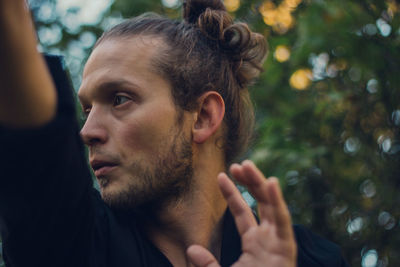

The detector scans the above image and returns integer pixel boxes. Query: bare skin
[79,37,229,266]
[80,36,297,267]
[0,0,56,128]
[187,161,297,267]
[1,2,297,267]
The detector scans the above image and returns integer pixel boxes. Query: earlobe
[193,91,225,144]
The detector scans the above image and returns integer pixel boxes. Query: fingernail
[230,163,240,168]
[242,159,253,166]
[269,177,279,183]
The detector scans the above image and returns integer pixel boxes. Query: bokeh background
[1,0,399,266]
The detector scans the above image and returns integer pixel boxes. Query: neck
[139,159,228,267]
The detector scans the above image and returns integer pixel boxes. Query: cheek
[116,112,176,159]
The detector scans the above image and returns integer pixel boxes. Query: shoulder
[293,225,349,267]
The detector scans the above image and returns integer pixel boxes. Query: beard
[99,130,194,212]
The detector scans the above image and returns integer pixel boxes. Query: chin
[98,179,121,203]
[99,181,144,210]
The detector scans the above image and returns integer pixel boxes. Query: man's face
[78,36,193,210]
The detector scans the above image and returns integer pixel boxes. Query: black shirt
[0,55,348,267]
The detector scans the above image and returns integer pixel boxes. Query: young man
[0,0,348,266]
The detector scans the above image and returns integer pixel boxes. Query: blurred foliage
[1,0,400,266]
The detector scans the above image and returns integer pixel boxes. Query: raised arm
[0,0,56,128]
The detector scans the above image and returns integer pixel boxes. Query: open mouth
[91,160,118,177]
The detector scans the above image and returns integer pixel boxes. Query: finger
[218,173,257,236]
[232,161,293,239]
[266,177,294,239]
[231,161,265,184]
[230,161,274,221]
[187,245,220,267]
[239,160,271,203]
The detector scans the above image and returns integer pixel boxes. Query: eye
[113,94,131,106]
[80,107,90,120]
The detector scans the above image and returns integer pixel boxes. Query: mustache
[89,147,121,163]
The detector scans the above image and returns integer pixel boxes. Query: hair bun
[183,0,226,24]
[183,0,268,88]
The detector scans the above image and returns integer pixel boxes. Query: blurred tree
[1,0,399,266]
[248,1,400,266]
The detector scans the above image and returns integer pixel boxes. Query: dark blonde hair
[96,0,268,164]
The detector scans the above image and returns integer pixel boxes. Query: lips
[90,159,118,177]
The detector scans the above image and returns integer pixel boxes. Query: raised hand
[0,0,56,128]
[187,160,297,267]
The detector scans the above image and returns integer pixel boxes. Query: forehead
[78,36,169,101]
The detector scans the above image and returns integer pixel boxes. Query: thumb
[187,245,221,267]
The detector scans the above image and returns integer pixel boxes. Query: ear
[193,91,225,144]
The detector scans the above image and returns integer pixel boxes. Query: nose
[80,107,108,146]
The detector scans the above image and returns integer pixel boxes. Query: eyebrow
[98,79,141,92]
[79,79,141,104]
